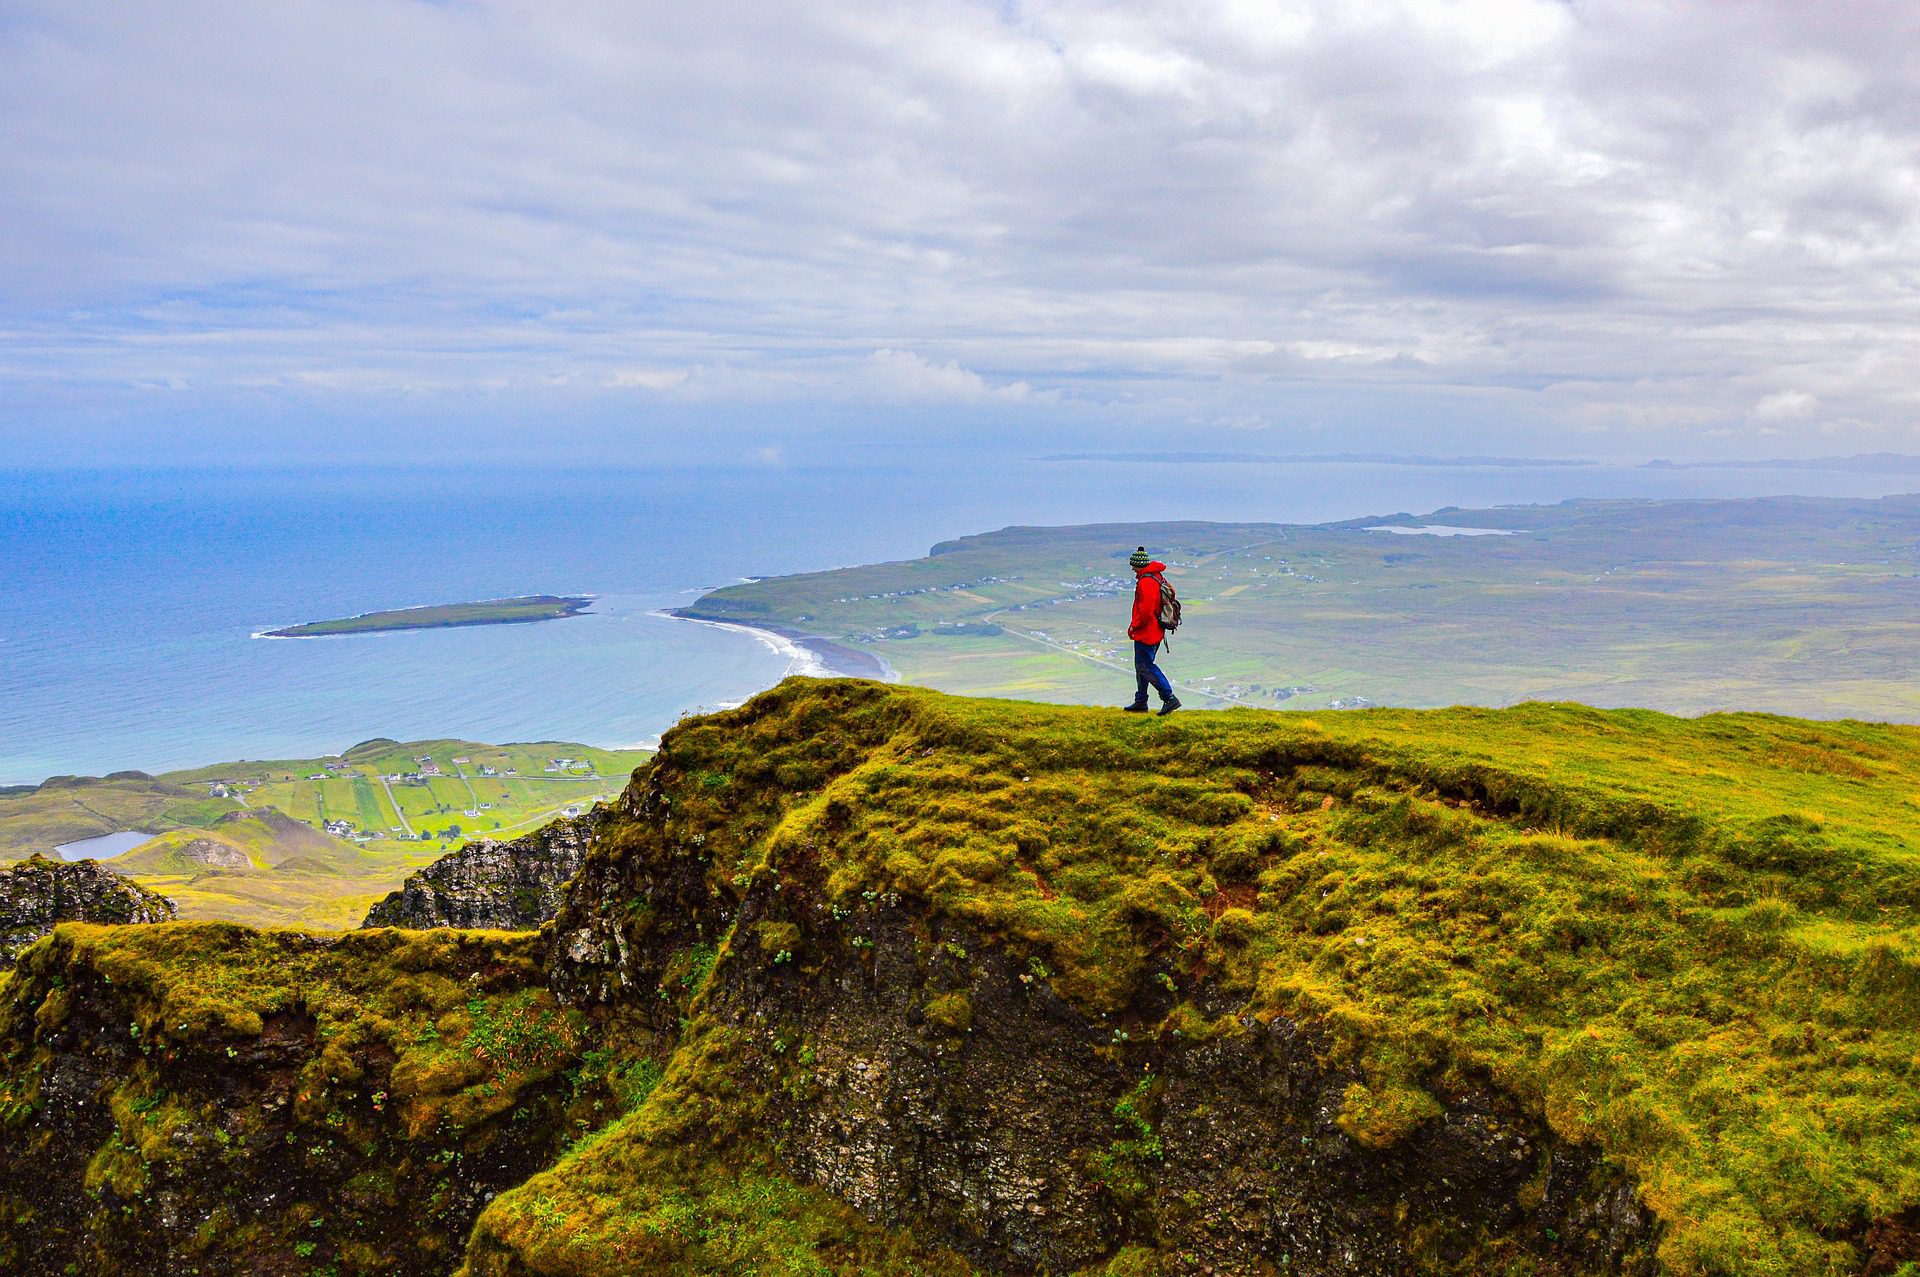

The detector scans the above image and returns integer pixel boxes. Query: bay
[3,457,1915,784]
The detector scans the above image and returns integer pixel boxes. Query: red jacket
[1129,563,1167,644]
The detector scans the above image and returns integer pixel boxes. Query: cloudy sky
[3,0,1917,465]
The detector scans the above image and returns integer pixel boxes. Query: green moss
[1091,1075,1164,1205]
[1081,1246,1166,1276]
[588,677,1920,1276]
[463,1018,973,1276]
[753,920,801,959]
[1337,1079,1444,1149]
[921,991,971,1035]
[0,922,587,1270]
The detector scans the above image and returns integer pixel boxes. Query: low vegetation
[0,737,650,926]
[266,594,593,637]
[6,679,1920,1274]
[485,679,1920,1276]
[682,496,1920,719]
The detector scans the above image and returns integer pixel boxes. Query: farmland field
[0,737,651,925]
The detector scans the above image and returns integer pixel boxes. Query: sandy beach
[662,610,897,682]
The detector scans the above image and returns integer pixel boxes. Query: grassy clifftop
[489,680,1920,1276]
[5,680,1920,1275]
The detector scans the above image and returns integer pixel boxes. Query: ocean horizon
[5,457,1917,785]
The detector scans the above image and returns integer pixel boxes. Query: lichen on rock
[361,809,600,931]
[0,853,174,966]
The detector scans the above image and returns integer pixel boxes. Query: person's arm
[1129,576,1156,637]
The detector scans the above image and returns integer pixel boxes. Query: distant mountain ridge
[108,809,361,875]
[1045,449,1920,472]
[684,493,1920,722]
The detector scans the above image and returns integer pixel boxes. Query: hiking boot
[1157,696,1182,716]
[1122,702,1150,713]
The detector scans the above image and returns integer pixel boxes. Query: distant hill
[109,809,362,875]
[682,493,1920,721]
[0,737,650,926]
[0,774,233,861]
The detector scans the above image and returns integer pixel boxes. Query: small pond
[52,831,156,862]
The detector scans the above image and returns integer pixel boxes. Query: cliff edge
[5,679,1920,1276]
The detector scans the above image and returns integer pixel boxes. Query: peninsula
[678,494,1920,720]
[264,594,592,638]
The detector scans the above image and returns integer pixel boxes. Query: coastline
[662,609,897,682]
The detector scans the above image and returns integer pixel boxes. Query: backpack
[1152,573,1182,635]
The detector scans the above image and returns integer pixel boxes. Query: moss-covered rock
[523,679,1920,1276]
[0,924,592,1274]
[361,810,600,931]
[8,679,1920,1275]
[0,854,174,966]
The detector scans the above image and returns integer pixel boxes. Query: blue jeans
[1133,640,1173,705]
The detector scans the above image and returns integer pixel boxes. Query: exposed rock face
[529,703,1661,1277]
[0,928,581,1276]
[0,854,174,965]
[360,810,600,931]
[710,900,1648,1273]
[19,680,1920,1276]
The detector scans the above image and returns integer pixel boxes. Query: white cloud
[3,0,1920,458]
[1754,390,1818,421]
[606,369,689,391]
[860,349,1036,403]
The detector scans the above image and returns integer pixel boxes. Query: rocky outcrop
[0,927,583,1276]
[360,810,600,931]
[15,681,1920,1276]
[514,682,1661,1276]
[0,854,174,965]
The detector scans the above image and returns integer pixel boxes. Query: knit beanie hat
[1128,546,1152,569]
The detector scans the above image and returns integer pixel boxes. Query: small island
[265,595,593,638]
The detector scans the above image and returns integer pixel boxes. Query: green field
[680,494,1920,721]
[0,738,651,925]
[265,593,592,637]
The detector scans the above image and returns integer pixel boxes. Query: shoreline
[662,610,897,683]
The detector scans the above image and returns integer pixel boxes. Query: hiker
[1124,546,1181,716]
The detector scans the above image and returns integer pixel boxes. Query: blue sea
[4,457,1917,784]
